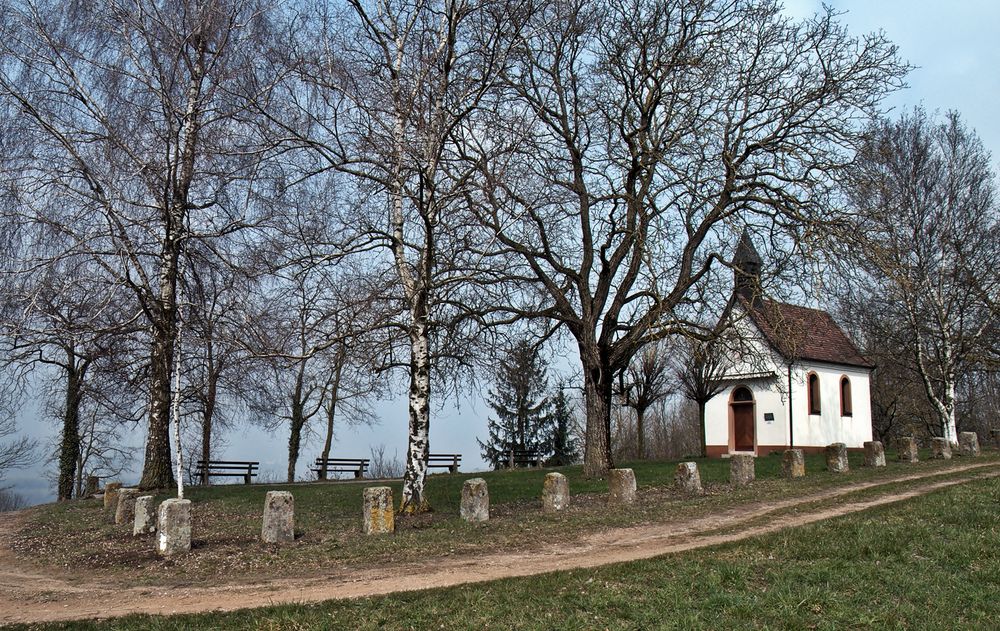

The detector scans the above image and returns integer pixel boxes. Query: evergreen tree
[478,341,552,469]
[548,385,580,466]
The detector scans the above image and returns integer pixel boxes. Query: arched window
[732,386,753,402]
[840,376,853,417]
[808,373,821,415]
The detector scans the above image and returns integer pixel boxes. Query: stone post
[542,472,570,512]
[958,432,981,457]
[674,462,702,494]
[103,482,122,510]
[156,498,192,556]
[363,487,394,535]
[863,441,886,467]
[133,496,156,536]
[825,443,849,473]
[608,468,637,504]
[460,478,489,522]
[115,488,140,525]
[84,475,100,498]
[729,454,755,487]
[930,437,952,460]
[897,437,919,463]
[782,449,806,478]
[262,491,295,543]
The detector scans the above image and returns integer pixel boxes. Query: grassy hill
[10,457,1000,629]
[8,451,936,583]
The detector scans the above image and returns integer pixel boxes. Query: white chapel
[703,233,875,457]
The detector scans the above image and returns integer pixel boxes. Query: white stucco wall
[790,362,872,449]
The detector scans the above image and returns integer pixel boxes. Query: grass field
[5,450,989,588]
[14,460,1000,630]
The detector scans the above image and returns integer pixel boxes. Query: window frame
[840,376,853,417]
[807,372,821,415]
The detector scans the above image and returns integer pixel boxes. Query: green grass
[20,461,1000,630]
[8,451,993,586]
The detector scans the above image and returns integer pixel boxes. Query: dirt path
[1,462,998,625]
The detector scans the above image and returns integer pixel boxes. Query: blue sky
[5,1,1000,505]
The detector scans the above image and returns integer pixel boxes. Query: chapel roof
[740,296,874,369]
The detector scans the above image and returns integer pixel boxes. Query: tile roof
[741,297,874,369]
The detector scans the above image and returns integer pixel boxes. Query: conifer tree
[548,384,580,466]
[478,341,552,469]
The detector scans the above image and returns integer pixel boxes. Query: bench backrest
[196,460,259,469]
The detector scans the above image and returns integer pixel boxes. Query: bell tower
[733,228,762,305]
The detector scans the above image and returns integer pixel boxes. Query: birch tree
[838,108,999,444]
[0,0,283,489]
[264,0,526,511]
[470,0,907,476]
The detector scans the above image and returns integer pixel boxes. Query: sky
[4,1,1000,506]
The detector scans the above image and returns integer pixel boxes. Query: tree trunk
[941,378,958,446]
[318,359,343,481]
[200,370,217,486]
[57,353,84,501]
[400,321,431,514]
[581,347,613,478]
[139,249,180,491]
[287,364,307,483]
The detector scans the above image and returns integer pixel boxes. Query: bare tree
[180,245,261,484]
[837,108,999,444]
[261,0,527,512]
[0,0,284,490]
[617,342,673,460]
[0,244,140,500]
[0,415,34,481]
[671,336,729,458]
[469,0,907,476]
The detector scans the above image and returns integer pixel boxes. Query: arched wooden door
[730,386,755,452]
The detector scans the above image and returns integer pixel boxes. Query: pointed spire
[733,228,762,305]
[734,228,761,269]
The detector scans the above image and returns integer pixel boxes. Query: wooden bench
[508,450,543,468]
[195,460,259,485]
[312,457,369,479]
[426,453,462,473]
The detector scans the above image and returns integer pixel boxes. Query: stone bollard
[363,487,394,535]
[674,462,702,495]
[608,468,637,504]
[958,432,981,457]
[542,472,570,513]
[460,478,489,522]
[115,488,140,526]
[729,454,755,487]
[825,443,849,473]
[863,441,886,467]
[84,475,100,498]
[133,496,156,536]
[262,491,295,543]
[930,437,952,460]
[782,449,806,478]
[156,498,192,556]
[103,482,123,510]
[897,437,919,463]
